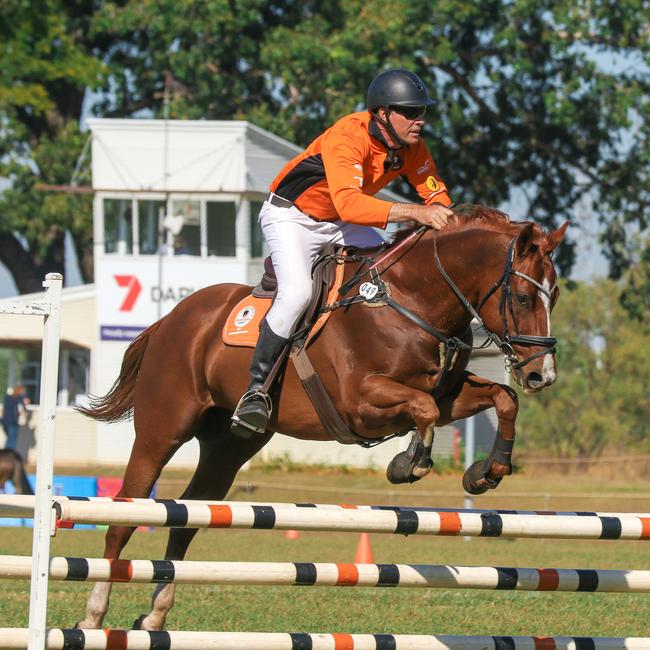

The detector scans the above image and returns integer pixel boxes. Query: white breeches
[259,197,385,338]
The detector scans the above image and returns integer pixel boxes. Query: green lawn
[1,467,649,636]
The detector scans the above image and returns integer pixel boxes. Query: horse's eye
[517,294,529,306]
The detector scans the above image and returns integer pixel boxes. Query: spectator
[2,386,28,450]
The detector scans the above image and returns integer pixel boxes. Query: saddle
[222,248,346,348]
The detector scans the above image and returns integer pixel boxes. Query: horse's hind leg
[77,433,185,629]
[135,411,272,631]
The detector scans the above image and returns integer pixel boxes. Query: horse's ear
[545,220,570,253]
[515,223,538,258]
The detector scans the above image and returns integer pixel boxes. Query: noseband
[434,236,557,371]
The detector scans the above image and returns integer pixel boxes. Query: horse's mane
[450,203,512,228]
[388,203,534,247]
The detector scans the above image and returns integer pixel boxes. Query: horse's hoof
[462,460,503,495]
[386,450,418,483]
[462,472,489,495]
[386,434,428,484]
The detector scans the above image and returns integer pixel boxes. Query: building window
[170,200,201,256]
[250,201,265,258]
[1,347,90,407]
[207,201,236,256]
[19,358,40,406]
[61,349,91,407]
[103,199,132,254]
[138,200,166,255]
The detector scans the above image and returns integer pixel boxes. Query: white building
[0,119,504,470]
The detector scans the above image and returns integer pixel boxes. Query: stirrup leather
[231,389,274,435]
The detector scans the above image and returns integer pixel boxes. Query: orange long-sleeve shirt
[270,111,452,228]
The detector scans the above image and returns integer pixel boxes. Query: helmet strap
[371,109,407,149]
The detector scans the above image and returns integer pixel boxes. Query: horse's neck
[438,226,511,296]
[385,227,509,334]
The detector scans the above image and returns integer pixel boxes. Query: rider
[231,69,455,438]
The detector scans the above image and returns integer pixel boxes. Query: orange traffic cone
[284,529,300,540]
[354,532,374,563]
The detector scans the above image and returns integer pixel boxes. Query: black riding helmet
[367,69,434,111]
[367,69,433,157]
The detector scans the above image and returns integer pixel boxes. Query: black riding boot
[231,320,288,438]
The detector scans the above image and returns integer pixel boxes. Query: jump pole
[0,629,649,650]
[49,500,650,540]
[2,555,650,593]
[3,495,649,519]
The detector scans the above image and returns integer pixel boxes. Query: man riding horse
[75,68,568,631]
[232,69,455,437]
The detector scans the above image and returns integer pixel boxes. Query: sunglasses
[390,105,427,120]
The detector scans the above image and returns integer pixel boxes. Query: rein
[326,227,557,381]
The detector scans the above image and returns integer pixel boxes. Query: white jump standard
[0,274,62,650]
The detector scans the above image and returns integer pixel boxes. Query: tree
[0,0,324,290]
[620,242,650,324]
[517,279,650,457]
[0,1,103,292]
[257,0,649,277]
[1,0,648,291]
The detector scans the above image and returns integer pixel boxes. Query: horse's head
[481,220,569,393]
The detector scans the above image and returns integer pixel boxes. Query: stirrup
[231,390,274,436]
[237,389,273,413]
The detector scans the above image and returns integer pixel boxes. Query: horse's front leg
[438,371,519,494]
[357,375,440,484]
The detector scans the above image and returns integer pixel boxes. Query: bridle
[331,227,558,382]
[312,226,558,449]
[434,236,558,372]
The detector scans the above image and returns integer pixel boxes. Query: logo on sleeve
[425,176,441,192]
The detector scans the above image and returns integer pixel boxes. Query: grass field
[1,466,649,637]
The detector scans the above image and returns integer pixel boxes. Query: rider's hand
[417,204,453,230]
[387,202,454,229]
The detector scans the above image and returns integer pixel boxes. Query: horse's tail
[75,320,164,423]
[9,450,33,495]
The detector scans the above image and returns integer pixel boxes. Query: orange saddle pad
[222,260,346,347]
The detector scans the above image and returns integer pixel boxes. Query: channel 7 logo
[114,275,142,311]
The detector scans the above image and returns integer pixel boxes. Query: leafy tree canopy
[620,240,650,323]
[518,277,650,457]
[1,0,649,291]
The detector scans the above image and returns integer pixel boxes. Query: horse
[0,449,33,495]
[76,204,568,630]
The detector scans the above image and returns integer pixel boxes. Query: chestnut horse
[77,205,567,630]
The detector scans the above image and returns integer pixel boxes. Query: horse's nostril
[526,372,544,387]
